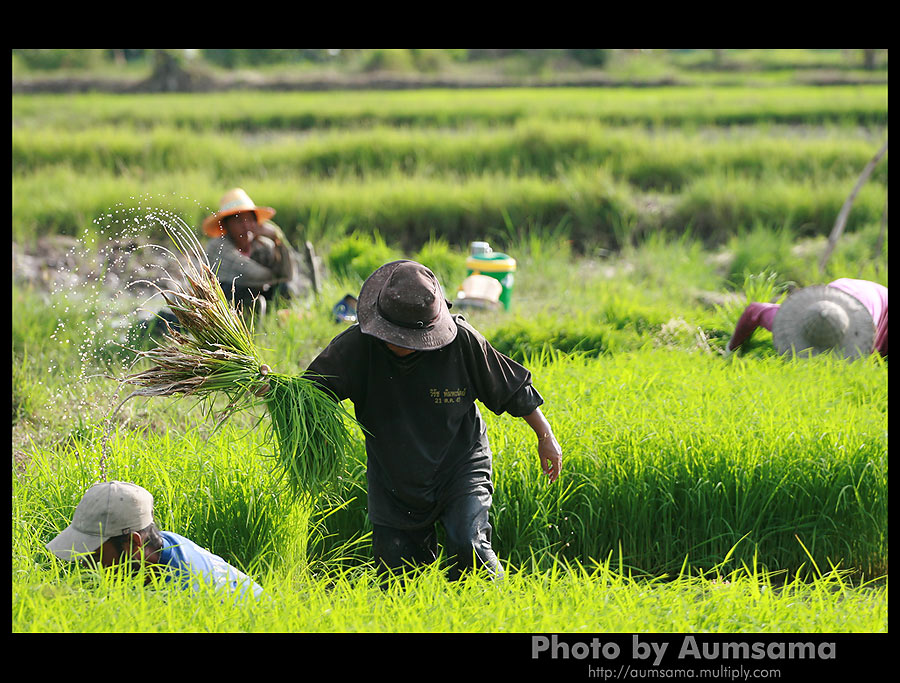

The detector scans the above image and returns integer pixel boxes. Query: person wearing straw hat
[724,278,887,359]
[47,480,263,600]
[202,188,311,312]
[303,260,563,583]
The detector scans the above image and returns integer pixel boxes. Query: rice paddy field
[11,76,888,640]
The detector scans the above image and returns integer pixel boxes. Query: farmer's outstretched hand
[522,407,562,483]
[538,433,562,483]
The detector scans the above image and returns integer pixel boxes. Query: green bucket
[465,252,517,310]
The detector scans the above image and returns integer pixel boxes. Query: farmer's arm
[455,317,562,480]
[522,407,562,483]
[208,236,282,290]
[250,222,295,284]
[726,302,780,354]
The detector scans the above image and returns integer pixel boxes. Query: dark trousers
[372,488,503,583]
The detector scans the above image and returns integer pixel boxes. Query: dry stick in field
[819,139,888,273]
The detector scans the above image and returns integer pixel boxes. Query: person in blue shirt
[46,481,263,600]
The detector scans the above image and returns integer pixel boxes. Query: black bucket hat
[357,260,457,351]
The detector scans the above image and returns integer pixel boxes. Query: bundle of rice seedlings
[115,215,355,496]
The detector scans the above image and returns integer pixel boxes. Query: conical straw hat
[202,188,276,237]
[772,285,874,360]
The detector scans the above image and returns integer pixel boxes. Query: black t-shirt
[304,314,543,529]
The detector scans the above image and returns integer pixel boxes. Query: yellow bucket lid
[466,254,516,273]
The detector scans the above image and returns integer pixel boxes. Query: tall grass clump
[325,231,401,284]
[724,223,807,289]
[411,236,468,293]
[485,350,887,578]
[669,175,887,244]
[12,121,888,189]
[12,546,887,633]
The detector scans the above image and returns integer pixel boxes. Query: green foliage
[568,49,611,66]
[13,49,107,71]
[361,49,417,73]
[721,220,888,293]
[12,86,886,251]
[12,351,41,425]
[12,86,888,131]
[12,165,639,250]
[725,224,807,289]
[485,315,621,361]
[202,49,328,69]
[326,232,401,284]
[410,237,468,291]
[670,175,887,244]
[11,551,887,633]
[488,350,887,576]
[12,120,888,189]
[408,49,454,73]
[10,80,889,633]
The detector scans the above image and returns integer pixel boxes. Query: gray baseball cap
[46,481,155,561]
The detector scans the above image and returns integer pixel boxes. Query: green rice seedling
[724,223,806,289]
[669,174,887,243]
[325,230,400,283]
[114,215,356,496]
[411,236,468,293]
[485,314,622,361]
[486,350,887,577]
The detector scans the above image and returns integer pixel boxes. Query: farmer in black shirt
[305,260,562,582]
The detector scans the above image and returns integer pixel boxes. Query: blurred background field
[11,49,888,632]
[11,48,889,87]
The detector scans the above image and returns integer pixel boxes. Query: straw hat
[357,260,457,351]
[772,285,875,360]
[202,188,276,238]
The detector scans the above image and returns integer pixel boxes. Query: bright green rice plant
[724,223,806,289]
[325,231,401,283]
[411,236,467,292]
[113,215,356,496]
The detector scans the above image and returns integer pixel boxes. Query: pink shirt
[728,279,888,357]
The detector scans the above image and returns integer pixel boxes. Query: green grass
[12,557,886,633]
[12,387,888,633]
[11,83,888,633]
[13,87,887,251]
[11,121,888,189]
[13,241,887,572]
[12,165,889,251]
[11,86,889,130]
[11,166,637,249]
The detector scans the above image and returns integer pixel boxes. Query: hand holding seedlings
[253,364,271,396]
[118,216,355,495]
